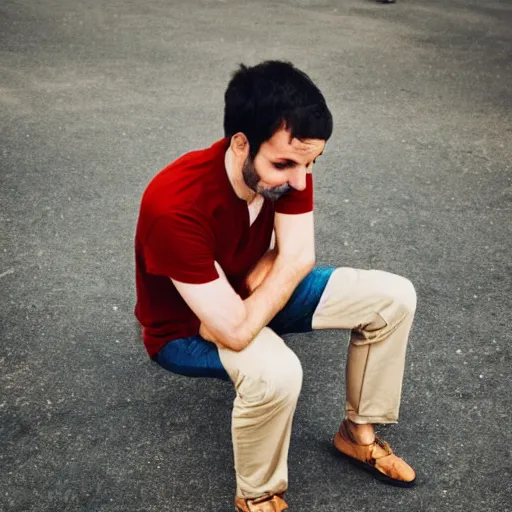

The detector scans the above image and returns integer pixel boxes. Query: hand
[245,249,278,294]
[199,323,223,348]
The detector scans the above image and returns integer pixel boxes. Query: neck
[225,148,257,203]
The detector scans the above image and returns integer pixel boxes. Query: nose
[289,168,307,191]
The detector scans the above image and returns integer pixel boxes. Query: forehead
[261,129,325,160]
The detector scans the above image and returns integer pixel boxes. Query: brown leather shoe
[333,420,416,487]
[235,494,288,511]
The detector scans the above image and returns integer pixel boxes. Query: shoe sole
[235,505,288,511]
[333,433,416,488]
[235,501,289,511]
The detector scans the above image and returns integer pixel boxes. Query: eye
[273,162,288,170]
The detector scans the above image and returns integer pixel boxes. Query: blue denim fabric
[154,335,231,380]
[154,266,336,381]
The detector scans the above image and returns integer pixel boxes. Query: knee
[393,275,417,316]
[235,349,303,407]
[357,274,416,342]
[377,273,416,323]
[266,350,303,404]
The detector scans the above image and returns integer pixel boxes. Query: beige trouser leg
[216,268,416,498]
[312,267,417,424]
[218,327,302,499]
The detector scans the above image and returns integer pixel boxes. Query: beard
[242,157,292,202]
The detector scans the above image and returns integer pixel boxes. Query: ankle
[345,420,375,445]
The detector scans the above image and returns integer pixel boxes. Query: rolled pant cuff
[236,487,288,501]
[345,412,398,425]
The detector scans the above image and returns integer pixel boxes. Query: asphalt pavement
[1,0,511,511]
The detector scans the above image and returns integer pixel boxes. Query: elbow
[228,316,254,352]
[228,338,250,352]
[293,244,316,270]
[293,253,316,277]
[217,327,251,352]
[302,255,316,272]
[279,249,315,273]
[217,304,252,352]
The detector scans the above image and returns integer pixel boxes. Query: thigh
[154,266,336,380]
[154,335,230,381]
[311,267,414,332]
[268,265,336,335]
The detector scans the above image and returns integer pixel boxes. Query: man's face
[242,128,326,201]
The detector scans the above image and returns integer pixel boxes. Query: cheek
[255,162,288,186]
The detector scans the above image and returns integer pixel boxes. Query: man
[135,60,416,512]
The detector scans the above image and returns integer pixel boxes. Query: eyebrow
[275,151,323,167]
[275,159,299,167]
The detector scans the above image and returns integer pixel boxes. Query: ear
[230,132,250,160]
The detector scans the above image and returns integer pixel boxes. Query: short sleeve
[274,173,314,214]
[144,210,219,284]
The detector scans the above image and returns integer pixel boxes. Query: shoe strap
[369,436,393,464]
[341,420,394,463]
[246,494,287,511]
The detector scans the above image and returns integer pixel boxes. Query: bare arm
[237,251,314,340]
[237,211,315,338]
[244,247,278,294]
[197,211,315,349]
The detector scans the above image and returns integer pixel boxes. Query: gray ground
[1,0,511,511]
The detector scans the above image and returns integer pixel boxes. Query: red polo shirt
[134,138,314,358]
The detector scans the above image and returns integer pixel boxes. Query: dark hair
[224,60,333,157]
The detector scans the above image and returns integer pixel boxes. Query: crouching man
[134,60,417,511]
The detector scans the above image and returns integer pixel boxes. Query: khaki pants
[218,267,417,499]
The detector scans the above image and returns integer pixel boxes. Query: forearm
[199,250,314,351]
[234,254,315,345]
[244,248,278,294]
